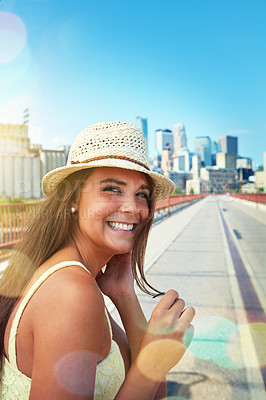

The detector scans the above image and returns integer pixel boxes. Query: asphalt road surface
[111,195,266,400]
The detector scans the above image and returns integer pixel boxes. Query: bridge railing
[154,193,206,222]
[230,193,266,204]
[0,194,206,250]
[0,203,39,250]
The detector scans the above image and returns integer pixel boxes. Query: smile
[107,222,135,231]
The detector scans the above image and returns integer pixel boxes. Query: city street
[110,196,266,400]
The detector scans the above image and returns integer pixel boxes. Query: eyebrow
[100,179,150,191]
[139,184,151,191]
[100,178,126,185]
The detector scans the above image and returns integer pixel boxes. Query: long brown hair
[0,168,160,375]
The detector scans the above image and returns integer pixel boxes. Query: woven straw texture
[42,121,175,200]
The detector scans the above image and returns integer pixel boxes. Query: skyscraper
[136,117,148,153]
[194,136,212,166]
[216,153,237,169]
[219,136,238,155]
[211,140,218,165]
[173,123,187,153]
[155,129,173,156]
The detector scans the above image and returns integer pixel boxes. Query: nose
[120,195,138,215]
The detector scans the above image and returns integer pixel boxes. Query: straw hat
[42,121,175,201]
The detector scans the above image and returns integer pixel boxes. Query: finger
[155,290,179,310]
[177,307,195,332]
[168,297,186,317]
[183,324,194,349]
[179,306,195,322]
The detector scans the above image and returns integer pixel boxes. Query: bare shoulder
[30,265,105,331]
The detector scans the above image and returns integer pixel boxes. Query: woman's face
[76,167,151,257]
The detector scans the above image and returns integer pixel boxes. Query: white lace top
[0,261,125,399]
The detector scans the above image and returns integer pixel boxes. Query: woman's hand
[135,290,195,381]
[96,253,135,301]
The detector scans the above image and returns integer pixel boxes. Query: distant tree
[256,165,264,171]
[257,187,264,193]
[8,197,23,203]
[173,186,182,194]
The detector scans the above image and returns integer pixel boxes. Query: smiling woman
[0,121,195,400]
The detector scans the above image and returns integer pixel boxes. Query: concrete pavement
[110,195,266,400]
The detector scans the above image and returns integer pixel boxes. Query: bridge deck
[111,195,266,399]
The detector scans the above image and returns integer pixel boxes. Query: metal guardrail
[0,203,39,250]
[230,193,266,204]
[0,194,206,250]
[154,194,206,222]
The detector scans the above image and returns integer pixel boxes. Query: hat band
[70,155,150,171]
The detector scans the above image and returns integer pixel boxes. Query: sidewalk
[224,195,266,225]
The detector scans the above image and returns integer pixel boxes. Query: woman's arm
[111,291,147,362]
[96,254,147,362]
[110,292,167,399]
[97,254,194,399]
[113,290,195,400]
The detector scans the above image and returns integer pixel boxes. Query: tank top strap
[8,261,91,369]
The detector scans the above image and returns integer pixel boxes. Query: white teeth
[108,222,134,231]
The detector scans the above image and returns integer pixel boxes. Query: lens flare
[0,12,27,64]
[59,16,85,58]
[54,350,98,395]
[0,252,35,297]
[189,316,240,369]
[189,316,266,370]
[0,44,30,85]
[236,323,266,368]
[136,339,186,381]
[0,95,44,124]
[248,323,266,367]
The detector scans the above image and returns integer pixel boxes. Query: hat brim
[42,158,175,201]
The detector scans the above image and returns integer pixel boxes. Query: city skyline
[0,0,265,166]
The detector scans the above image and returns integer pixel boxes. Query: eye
[102,185,121,194]
[136,191,150,201]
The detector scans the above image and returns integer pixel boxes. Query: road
[110,195,266,400]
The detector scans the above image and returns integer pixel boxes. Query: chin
[110,243,133,255]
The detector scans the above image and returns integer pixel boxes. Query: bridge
[1,194,265,399]
[111,194,266,399]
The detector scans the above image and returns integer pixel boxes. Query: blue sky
[0,0,266,166]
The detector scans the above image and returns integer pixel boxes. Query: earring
[71,206,76,213]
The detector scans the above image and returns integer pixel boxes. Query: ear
[71,202,78,213]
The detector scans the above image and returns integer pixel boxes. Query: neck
[63,234,112,278]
